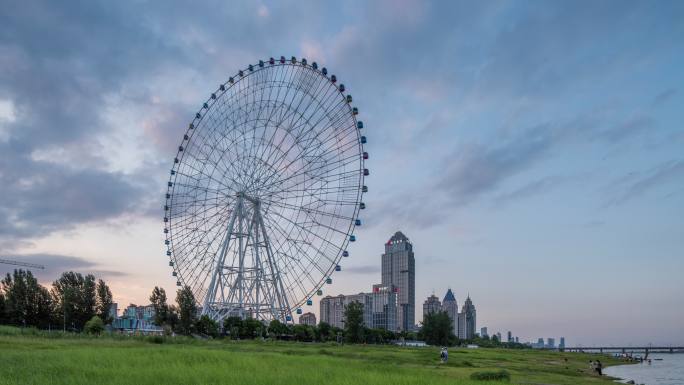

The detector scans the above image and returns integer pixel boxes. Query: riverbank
[0,327,626,385]
[605,353,684,385]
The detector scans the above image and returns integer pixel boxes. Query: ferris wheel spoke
[255,107,357,190]
[261,213,331,293]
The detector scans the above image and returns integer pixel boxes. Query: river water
[604,354,684,385]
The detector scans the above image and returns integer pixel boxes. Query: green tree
[343,301,365,343]
[51,272,97,331]
[0,291,6,324]
[149,286,169,327]
[175,285,197,335]
[241,318,265,339]
[223,316,243,339]
[316,321,332,341]
[195,315,219,338]
[420,310,454,346]
[268,319,289,337]
[96,279,113,324]
[1,270,52,328]
[84,315,104,335]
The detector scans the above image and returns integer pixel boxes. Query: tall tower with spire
[458,295,476,340]
[381,231,415,331]
[442,288,458,336]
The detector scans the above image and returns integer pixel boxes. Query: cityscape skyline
[1,1,682,346]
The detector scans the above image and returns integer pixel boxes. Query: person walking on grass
[440,347,448,363]
[596,360,603,375]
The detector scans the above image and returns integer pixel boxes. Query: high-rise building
[299,312,316,326]
[381,231,415,331]
[537,338,545,348]
[442,289,458,336]
[515,336,519,343]
[371,284,398,331]
[457,296,476,339]
[496,332,502,341]
[507,331,512,342]
[319,288,397,331]
[547,338,555,349]
[480,327,488,338]
[559,337,565,349]
[319,295,346,328]
[422,294,442,322]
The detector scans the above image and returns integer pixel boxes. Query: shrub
[470,370,510,381]
[84,316,104,335]
[147,335,165,344]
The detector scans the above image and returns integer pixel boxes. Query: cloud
[0,253,126,284]
[605,160,684,206]
[438,123,555,205]
[494,176,565,205]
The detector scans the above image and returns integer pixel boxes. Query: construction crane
[0,258,45,270]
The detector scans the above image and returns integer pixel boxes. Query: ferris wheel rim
[162,56,367,315]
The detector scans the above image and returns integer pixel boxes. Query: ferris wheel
[163,56,368,323]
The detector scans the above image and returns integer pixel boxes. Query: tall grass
[0,326,622,385]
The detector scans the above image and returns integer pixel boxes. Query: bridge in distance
[562,346,684,354]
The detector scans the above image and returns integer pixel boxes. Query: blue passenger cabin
[286,315,292,321]
[296,308,302,314]
[357,121,364,129]
[339,84,345,92]
[317,289,323,296]
[349,235,356,242]
[166,251,171,256]
[335,265,342,272]
[360,136,367,144]
[363,169,369,176]
[355,219,361,226]
[322,68,328,75]
[259,60,264,67]
[360,202,366,209]
[363,151,368,159]
[168,261,173,266]
[362,186,368,193]
[326,278,332,284]
[347,95,353,103]
[269,57,275,65]
[172,271,177,277]
[342,250,349,257]
[330,75,337,83]
[306,299,313,306]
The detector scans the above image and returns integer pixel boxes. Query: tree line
[1,269,528,347]
[419,310,529,348]
[0,269,112,332]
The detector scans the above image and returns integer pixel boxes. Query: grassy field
[0,327,626,385]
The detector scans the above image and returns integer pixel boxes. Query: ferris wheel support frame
[202,192,292,324]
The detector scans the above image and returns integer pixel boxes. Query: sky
[1,0,683,346]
